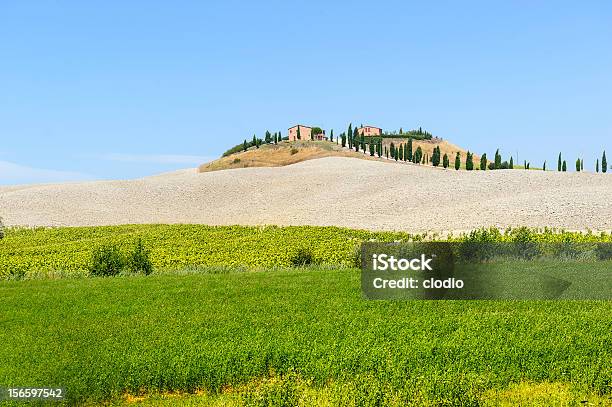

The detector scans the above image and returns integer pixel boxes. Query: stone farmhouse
[288,125,327,141]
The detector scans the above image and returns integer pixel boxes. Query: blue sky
[1,1,611,184]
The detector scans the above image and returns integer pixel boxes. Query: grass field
[1,267,610,406]
[2,225,611,279]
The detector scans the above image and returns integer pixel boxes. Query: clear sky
[1,1,611,184]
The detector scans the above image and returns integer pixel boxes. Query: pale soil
[1,157,611,233]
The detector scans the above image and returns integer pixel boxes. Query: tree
[562,160,567,172]
[558,152,562,171]
[432,146,441,167]
[466,151,474,170]
[602,151,607,173]
[265,130,271,143]
[274,132,278,144]
[524,160,527,170]
[390,142,395,160]
[494,149,501,170]
[509,156,514,169]
[543,161,546,171]
[341,132,347,147]
[407,138,413,162]
[330,129,334,142]
[296,127,301,140]
[253,134,258,148]
[443,153,449,169]
[414,147,423,165]
[399,144,404,161]
[576,158,581,172]
[596,158,600,173]
[353,127,359,152]
[526,162,530,170]
[243,139,248,152]
[580,159,584,171]
[455,152,461,170]
[347,124,352,148]
[369,141,375,156]
[480,153,487,170]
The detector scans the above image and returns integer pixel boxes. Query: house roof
[288,124,313,130]
[358,125,382,130]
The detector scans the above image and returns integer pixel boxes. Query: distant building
[357,125,382,137]
[288,125,327,141]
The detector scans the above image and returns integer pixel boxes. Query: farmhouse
[288,125,327,141]
[358,125,382,137]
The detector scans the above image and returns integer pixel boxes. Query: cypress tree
[543,161,546,171]
[354,127,359,152]
[243,139,248,152]
[369,141,375,156]
[466,151,474,170]
[390,143,395,160]
[407,138,413,162]
[602,151,607,173]
[399,144,404,161]
[414,147,423,165]
[524,160,527,169]
[341,133,346,147]
[558,153,562,171]
[455,152,461,170]
[443,153,449,169]
[265,130,271,143]
[596,159,600,173]
[575,158,581,172]
[509,156,514,169]
[347,124,352,147]
[527,162,530,170]
[432,146,440,167]
[253,134,258,148]
[480,153,487,170]
[330,129,334,142]
[494,149,501,170]
[296,127,301,140]
[562,160,567,172]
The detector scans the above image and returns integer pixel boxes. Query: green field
[0,267,610,406]
[2,225,611,279]
[1,225,611,405]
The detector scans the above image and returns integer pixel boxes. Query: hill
[199,139,482,172]
[2,157,610,232]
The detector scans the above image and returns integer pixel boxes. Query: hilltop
[199,138,481,172]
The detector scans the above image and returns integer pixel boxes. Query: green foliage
[431,146,441,167]
[558,152,562,171]
[1,264,610,405]
[290,248,315,266]
[89,245,125,277]
[576,158,581,172]
[369,141,375,156]
[296,127,301,140]
[0,216,4,240]
[126,239,153,275]
[562,160,567,172]
[509,156,514,169]
[407,138,413,162]
[480,153,487,170]
[454,152,461,170]
[341,132,346,147]
[494,149,501,170]
[442,153,449,168]
[543,160,547,171]
[465,151,474,171]
[596,158,599,173]
[222,137,263,157]
[311,127,323,135]
[2,225,611,279]
[603,151,607,173]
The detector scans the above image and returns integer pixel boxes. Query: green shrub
[291,248,314,266]
[290,148,299,155]
[126,239,153,275]
[89,245,125,277]
[0,216,4,240]
[595,243,612,260]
